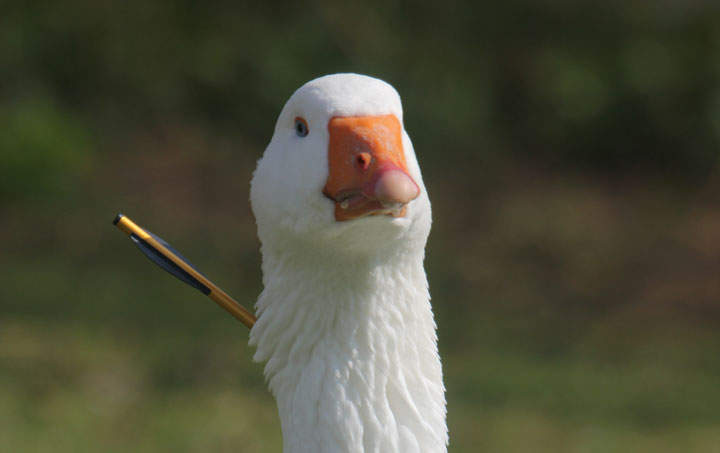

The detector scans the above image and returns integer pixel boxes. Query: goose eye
[294,117,309,137]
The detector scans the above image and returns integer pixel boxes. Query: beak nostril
[355,152,372,171]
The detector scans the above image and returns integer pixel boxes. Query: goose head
[250,73,431,257]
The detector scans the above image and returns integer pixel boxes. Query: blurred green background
[1,1,719,451]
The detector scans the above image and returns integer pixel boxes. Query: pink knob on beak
[374,168,420,204]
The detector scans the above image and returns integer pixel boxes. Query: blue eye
[295,117,309,137]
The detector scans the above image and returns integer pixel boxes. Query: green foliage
[1,1,719,451]
[0,98,93,202]
[1,0,718,179]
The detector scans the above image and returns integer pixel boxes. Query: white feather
[250,73,447,453]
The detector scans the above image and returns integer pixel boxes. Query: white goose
[249,73,447,453]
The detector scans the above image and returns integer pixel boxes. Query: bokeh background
[2,1,719,451]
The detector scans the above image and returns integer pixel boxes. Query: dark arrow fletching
[130,232,210,295]
[144,230,208,278]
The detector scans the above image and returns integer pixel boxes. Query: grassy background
[1,1,720,451]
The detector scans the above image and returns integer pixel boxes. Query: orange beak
[323,114,420,222]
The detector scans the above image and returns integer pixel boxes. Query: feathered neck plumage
[250,241,447,453]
